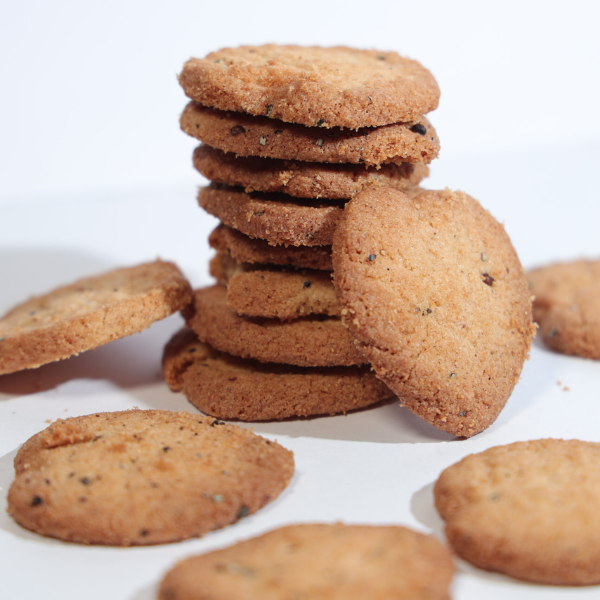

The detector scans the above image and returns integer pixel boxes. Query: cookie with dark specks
[184,285,365,367]
[332,188,535,437]
[7,409,294,546]
[435,439,600,585]
[179,44,440,128]
[163,329,392,420]
[527,259,600,359]
[159,523,454,600]
[181,103,439,166]
[0,261,192,375]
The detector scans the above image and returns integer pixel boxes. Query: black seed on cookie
[482,273,495,286]
[303,281,312,288]
[458,410,467,416]
[189,347,196,353]
[274,130,283,134]
[236,505,250,519]
[317,119,326,127]
[31,495,44,507]
[410,123,427,135]
[265,104,273,117]
[548,327,559,338]
[230,125,245,136]
[80,477,91,485]
[368,254,377,261]
[140,529,149,536]
[162,446,171,452]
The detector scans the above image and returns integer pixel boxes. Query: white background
[1,1,600,598]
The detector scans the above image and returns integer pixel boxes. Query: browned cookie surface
[8,409,294,546]
[333,188,535,437]
[179,44,440,128]
[527,259,600,359]
[184,285,365,367]
[0,261,192,375]
[163,329,392,420]
[435,439,600,585]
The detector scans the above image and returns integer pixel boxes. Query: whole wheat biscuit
[184,285,365,367]
[159,522,454,600]
[210,253,338,320]
[0,261,192,375]
[527,259,600,359]
[209,224,333,270]
[7,409,294,546]
[163,329,392,420]
[435,439,600,585]
[332,188,535,437]
[181,103,439,166]
[179,45,440,129]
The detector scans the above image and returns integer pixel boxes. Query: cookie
[184,285,365,367]
[163,329,392,420]
[181,103,439,166]
[332,188,535,437]
[435,439,600,585]
[210,253,338,320]
[0,261,192,375]
[159,522,454,600]
[209,224,333,270]
[527,259,600,359]
[7,409,294,546]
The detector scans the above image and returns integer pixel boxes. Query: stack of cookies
[166,45,441,421]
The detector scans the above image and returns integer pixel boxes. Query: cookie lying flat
[527,259,600,359]
[181,103,439,166]
[8,409,294,546]
[179,44,440,128]
[184,285,365,367]
[163,329,392,420]
[209,224,333,270]
[435,439,600,585]
[0,261,192,375]
[194,145,428,199]
[333,188,535,437]
[210,253,338,320]
[159,522,454,600]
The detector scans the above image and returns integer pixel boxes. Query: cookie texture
[7,409,294,546]
[527,259,600,359]
[159,522,454,600]
[184,285,365,367]
[0,261,192,375]
[179,45,440,128]
[181,103,439,166]
[435,439,600,585]
[163,329,392,420]
[194,145,428,199]
[332,188,535,437]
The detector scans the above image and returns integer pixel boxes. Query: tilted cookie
[435,439,600,585]
[333,188,535,437]
[179,44,440,128]
[181,103,439,166]
[8,409,294,546]
[0,261,192,375]
[184,285,365,367]
[163,329,392,420]
[159,523,454,600]
[527,259,600,359]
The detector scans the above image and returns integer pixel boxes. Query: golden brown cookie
[181,103,439,166]
[179,44,440,128]
[0,261,192,375]
[163,329,392,420]
[184,285,365,367]
[194,145,429,199]
[159,522,454,600]
[7,409,294,546]
[527,259,600,359]
[435,439,600,585]
[332,188,535,437]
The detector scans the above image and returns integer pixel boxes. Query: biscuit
[184,285,365,367]
[332,188,535,437]
[163,329,392,420]
[181,103,439,166]
[527,259,600,359]
[179,45,440,129]
[434,439,600,585]
[159,522,454,600]
[0,261,192,375]
[210,253,338,320]
[209,224,333,270]
[7,409,294,546]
